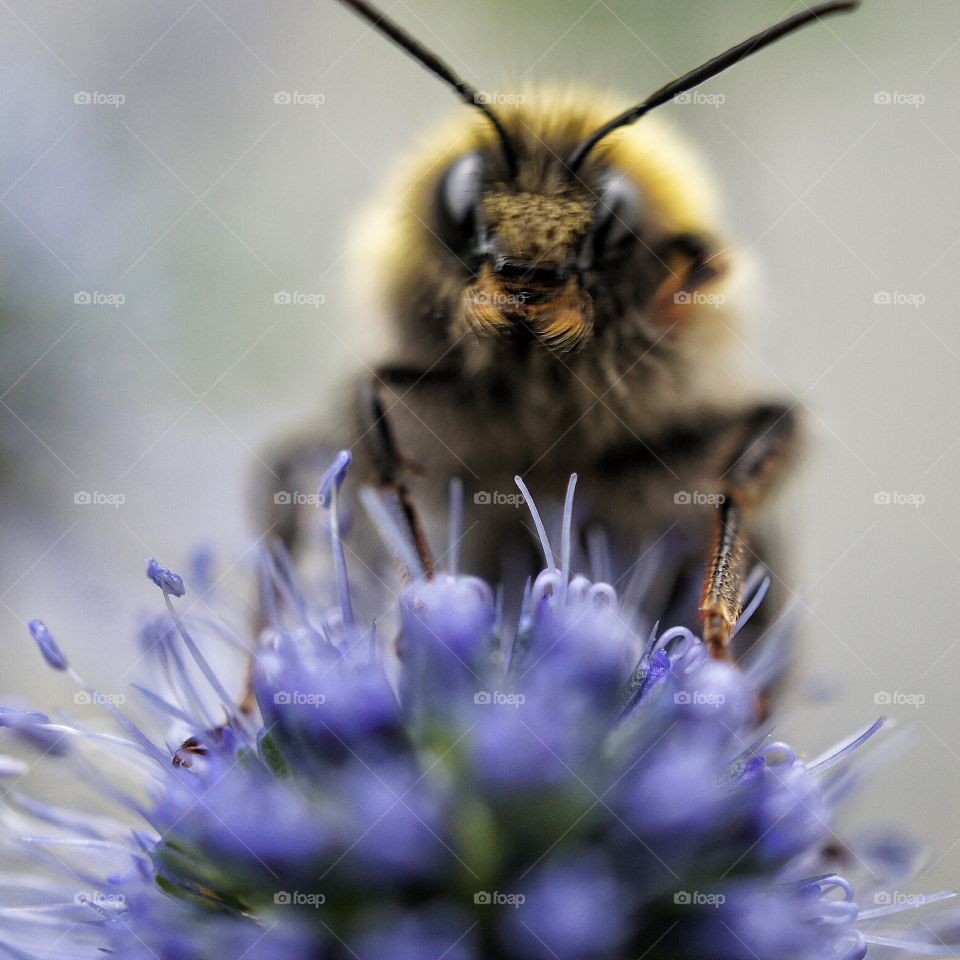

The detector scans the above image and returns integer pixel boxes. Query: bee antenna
[335,0,519,178]
[567,0,860,175]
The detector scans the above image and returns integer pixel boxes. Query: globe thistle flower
[1,455,957,960]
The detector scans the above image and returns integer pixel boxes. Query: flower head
[1,457,956,960]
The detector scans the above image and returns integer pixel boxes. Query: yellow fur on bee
[348,85,725,340]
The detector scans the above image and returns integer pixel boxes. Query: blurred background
[2,0,959,891]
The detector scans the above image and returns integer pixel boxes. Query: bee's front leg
[700,404,797,659]
[357,365,458,579]
[241,364,452,712]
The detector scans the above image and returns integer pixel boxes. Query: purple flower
[1,458,956,960]
[146,557,186,597]
[255,639,403,764]
[500,853,630,960]
[353,905,478,960]
[399,573,496,722]
[27,619,68,671]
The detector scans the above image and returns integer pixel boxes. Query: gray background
[2,0,959,897]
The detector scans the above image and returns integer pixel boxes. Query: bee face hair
[358,91,723,359]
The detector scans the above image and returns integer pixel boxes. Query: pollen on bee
[172,735,210,769]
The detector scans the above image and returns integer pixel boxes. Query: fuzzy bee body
[267,1,856,654]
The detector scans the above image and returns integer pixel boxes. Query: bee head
[390,98,727,355]
[435,132,716,352]
[437,149,596,351]
[337,0,858,355]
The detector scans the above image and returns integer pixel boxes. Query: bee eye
[436,152,484,253]
[590,173,645,261]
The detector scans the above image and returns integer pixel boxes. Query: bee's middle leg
[700,404,797,659]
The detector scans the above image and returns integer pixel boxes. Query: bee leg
[242,366,450,713]
[360,366,457,579]
[700,404,797,659]
[241,448,314,716]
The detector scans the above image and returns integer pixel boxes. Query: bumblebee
[268,0,859,657]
